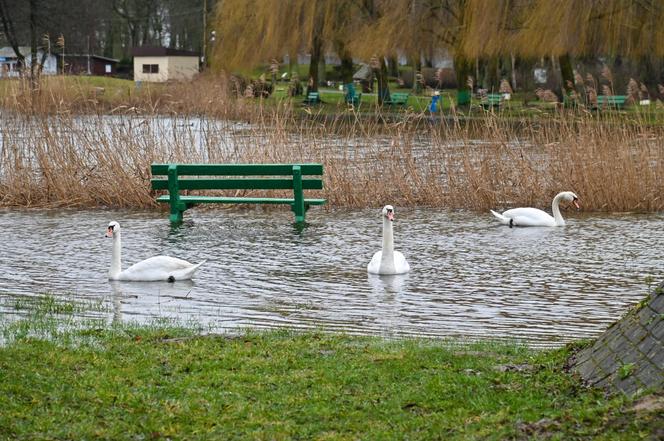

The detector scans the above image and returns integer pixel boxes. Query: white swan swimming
[490,191,580,227]
[105,221,205,281]
[367,205,410,275]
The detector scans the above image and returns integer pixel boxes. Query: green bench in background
[304,92,321,105]
[344,83,362,106]
[151,163,326,224]
[386,92,409,106]
[481,93,503,109]
[594,95,627,110]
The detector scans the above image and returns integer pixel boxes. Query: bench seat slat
[151,178,323,191]
[387,92,409,105]
[156,195,327,205]
[151,163,324,176]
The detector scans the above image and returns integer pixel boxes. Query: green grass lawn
[0,295,661,440]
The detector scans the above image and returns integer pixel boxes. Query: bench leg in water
[292,165,306,224]
[292,205,306,224]
[169,209,184,224]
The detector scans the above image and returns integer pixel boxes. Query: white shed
[0,46,57,77]
[132,47,200,83]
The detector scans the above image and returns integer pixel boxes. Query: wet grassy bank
[0,295,662,440]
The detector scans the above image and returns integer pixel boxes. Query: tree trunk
[373,57,390,105]
[306,3,325,95]
[0,0,26,71]
[558,53,575,100]
[306,34,322,94]
[454,53,472,106]
[511,54,517,92]
[412,55,422,94]
[29,0,38,88]
[638,56,661,100]
[484,56,499,92]
[387,56,399,77]
[335,42,354,85]
[318,55,326,84]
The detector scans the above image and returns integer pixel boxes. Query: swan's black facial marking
[167,276,175,283]
[106,224,115,238]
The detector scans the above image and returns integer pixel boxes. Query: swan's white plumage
[367,250,410,275]
[106,221,205,281]
[367,205,410,275]
[490,192,579,227]
[117,256,206,282]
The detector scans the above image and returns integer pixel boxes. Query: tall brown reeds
[0,74,253,119]
[1,80,663,213]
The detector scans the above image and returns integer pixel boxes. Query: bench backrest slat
[151,163,323,176]
[151,178,323,191]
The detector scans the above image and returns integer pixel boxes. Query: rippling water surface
[1,207,662,346]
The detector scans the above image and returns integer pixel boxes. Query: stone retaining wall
[569,282,663,395]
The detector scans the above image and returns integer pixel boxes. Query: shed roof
[353,64,372,81]
[0,46,39,58]
[65,54,120,63]
[132,47,199,57]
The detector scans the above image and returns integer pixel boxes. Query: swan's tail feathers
[172,260,206,280]
[490,210,510,225]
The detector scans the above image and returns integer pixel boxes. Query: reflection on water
[1,207,663,347]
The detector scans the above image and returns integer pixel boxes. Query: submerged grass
[0,294,662,439]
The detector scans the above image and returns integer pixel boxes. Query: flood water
[1,207,662,347]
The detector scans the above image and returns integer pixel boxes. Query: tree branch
[0,0,25,61]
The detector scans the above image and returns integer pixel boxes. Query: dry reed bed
[0,75,250,118]
[0,103,663,213]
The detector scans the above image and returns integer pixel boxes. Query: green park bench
[151,163,326,224]
[344,83,362,106]
[304,91,321,105]
[481,93,502,109]
[386,92,409,106]
[594,95,627,110]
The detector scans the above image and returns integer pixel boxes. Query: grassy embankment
[0,294,662,440]
[1,74,663,213]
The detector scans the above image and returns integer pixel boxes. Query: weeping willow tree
[210,0,301,71]
[462,0,664,98]
[350,0,474,105]
[210,0,368,94]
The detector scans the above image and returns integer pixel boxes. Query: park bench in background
[481,93,503,109]
[344,83,362,106]
[304,92,321,105]
[594,95,627,110]
[151,163,326,224]
[386,92,410,106]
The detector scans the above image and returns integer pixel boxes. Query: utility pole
[202,0,207,68]
[57,34,65,75]
[87,35,91,75]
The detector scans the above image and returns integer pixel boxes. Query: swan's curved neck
[110,232,122,279]
[551,193,566,226]
[381,217,395,261]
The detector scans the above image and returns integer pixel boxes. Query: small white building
[0,46,57,77]
[132,47,199,83]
